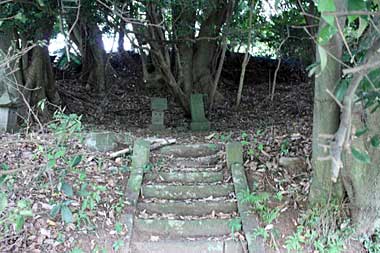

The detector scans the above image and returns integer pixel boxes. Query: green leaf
[70,155,82,168]
[19,210,33,217]
[15,216,25,232]
[348,0,367,22]
[318,0,336,27]
[371,135,380,148]
[355,127,368,137]
[50,204,61,218]
[61,205,73,223]
[0,192,7,212]
[318,45,328,72]
[62,182,74,197]
[335,79,350,102]
[356,17,368,39]
[351,147,371,164]
[318,25,337,45]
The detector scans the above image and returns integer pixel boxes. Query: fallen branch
[110,138,176,158]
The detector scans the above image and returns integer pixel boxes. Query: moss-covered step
[144,171,224,184]
[159,143,221,158]
[141,184,234,200]
[168,154,219,168]
[131,239,246,253]
[137,200,237,216]
[134,218,240,238]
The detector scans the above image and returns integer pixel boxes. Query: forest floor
[0,53,366,252]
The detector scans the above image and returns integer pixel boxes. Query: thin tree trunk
[236,0,254,108]
[118,19,126,54]
[308,0,347,205]
[209,37,227,112]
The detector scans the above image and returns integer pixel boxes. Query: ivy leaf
[15,216,25,232]
[50,204,61,218]
[61,182,74,197]
[61,205,73,223]
[356,17,368,39]
[355,127,368,137]
[351,147,371,164]
[0,192,7,213]
[70,155,82,168]
[371,135,380,148]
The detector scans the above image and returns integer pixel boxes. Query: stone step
[144,171,224,184]
[168,154,219,168]
[137,200,237,216]
[131,239,246,253]
[134,218,239,239]
[159,143,221,158]
[141,184,234,200]
[161,166,222,173]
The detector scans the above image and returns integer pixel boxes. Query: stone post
[149,97,168,130]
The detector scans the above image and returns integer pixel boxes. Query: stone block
[190,94,210,131]
[150,98,167,130]
[84,132,118,152]
[151,97,168,111]
[226,142,243,168]
[131,139,150,169]
[0,107,17,133]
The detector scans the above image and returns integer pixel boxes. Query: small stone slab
[142,184,234,200]
[134,218,239,239]
[190,94,210,131]
[150,97,167,130]
[131,239,245,253]
[151,97,168,111]
[0,107,17,133]
[137,200,237,216]
[159,143,220,158]
[227,142,265,253]
[84,131,133,152]
[144,171,223,184]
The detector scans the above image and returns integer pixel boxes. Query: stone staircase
[124,142,264,253]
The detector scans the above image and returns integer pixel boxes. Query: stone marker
[0,62,19,133]
[190,93,210,131]
[84,131,134,152]
[149,97,167,130]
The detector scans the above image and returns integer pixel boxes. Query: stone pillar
[190,93,210,131]
[149,97,168,130]
[0,65,18,133]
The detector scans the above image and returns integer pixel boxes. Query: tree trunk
[118,19,126,54]
[308,0,347,205]
[71,18,107,91]
[341,106,380,234]
[22,22,61,110]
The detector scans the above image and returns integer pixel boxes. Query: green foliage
[351,147,371,164]
[228,218,242,239]
[284,203,354,252]
[0,198,33,235]
[362,229,380,253]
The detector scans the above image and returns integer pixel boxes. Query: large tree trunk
[22,21,61,110]
[342,106,380,234]
[71,18,107,91]
[308,0,347,205]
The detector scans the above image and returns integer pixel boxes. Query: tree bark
[22,21,61,110]
[342,106,380,234]
[71,17,107,91]
[308,0,347,205]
